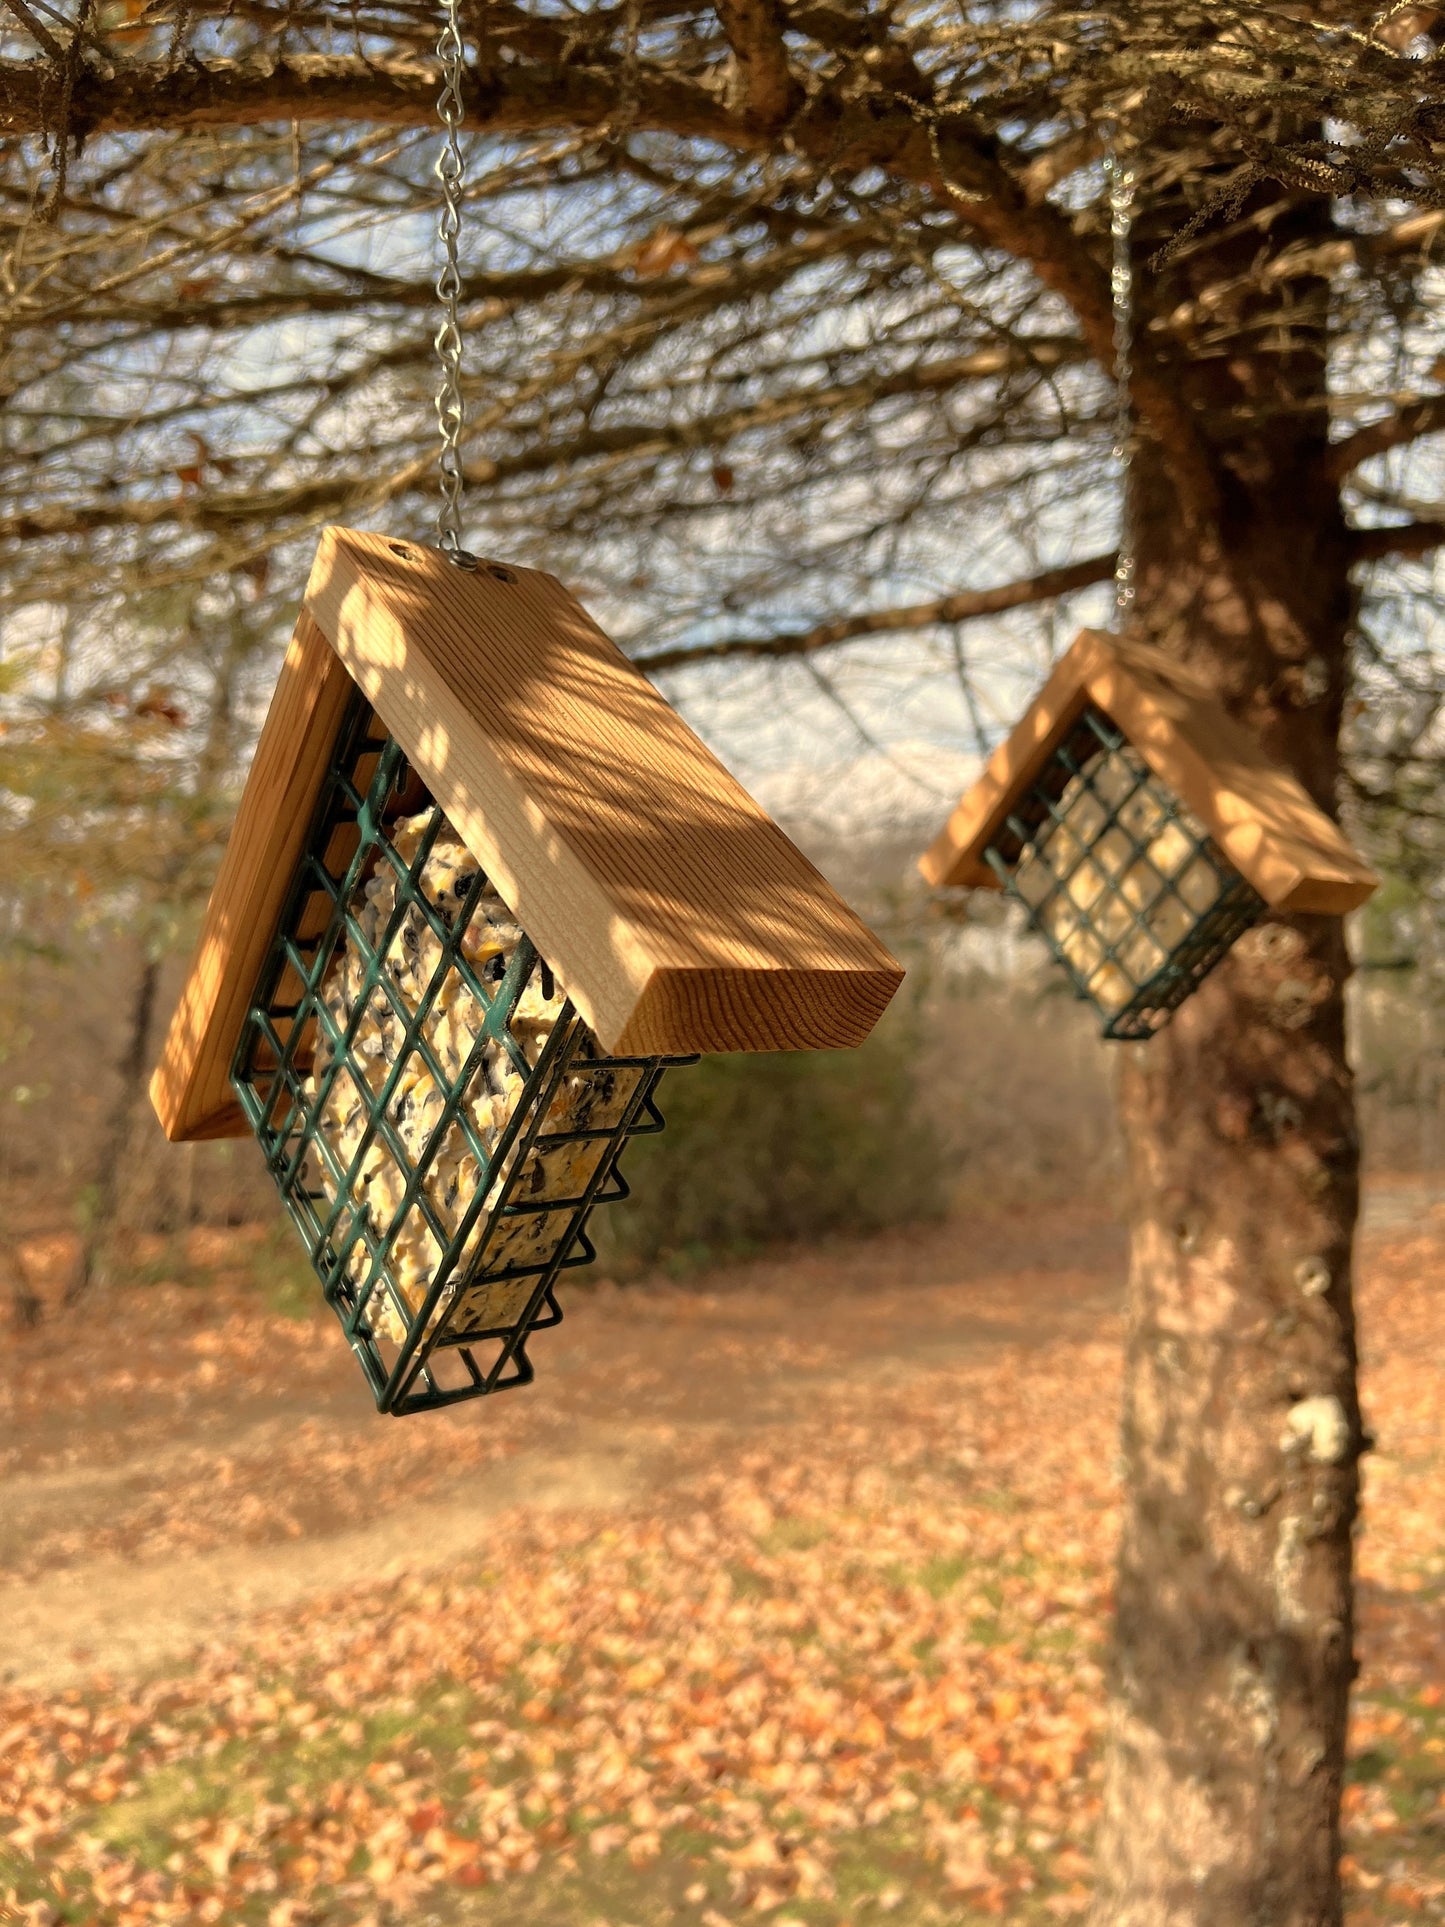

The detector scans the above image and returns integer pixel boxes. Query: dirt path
[1,1432,649,1693]
[1,1184,1436,1696]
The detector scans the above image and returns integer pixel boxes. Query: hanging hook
[1103,117,1137,628]
[434,0,479,570]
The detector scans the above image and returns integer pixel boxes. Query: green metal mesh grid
[231,691,691,1415]
[983,706,1265,1041]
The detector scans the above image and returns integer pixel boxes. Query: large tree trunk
[1090,191,1364,1924]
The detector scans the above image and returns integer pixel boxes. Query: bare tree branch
[1324,397,1445,484]
[713,0,797,131]
[0,338,1090,544]
[1153,211,1445,342]
[0,47,1222,533]
[1,0,62,63]
[634,554,1116,671]
[1350,519,1445,562]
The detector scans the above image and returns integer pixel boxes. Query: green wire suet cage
[981,706,1265,1039]
[232,693,688,1414]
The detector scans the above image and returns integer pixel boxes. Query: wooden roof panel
[152,528,905,1143]
[919,628,1378,917]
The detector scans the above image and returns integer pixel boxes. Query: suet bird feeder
[152,528,903,1413]
[919,629,1378,1039]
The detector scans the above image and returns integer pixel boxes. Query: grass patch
[759,1518,834,1554]
[92,1682,482,1869]
[975,1489,1026,1516]
[252,1222,324,1321]
[1348,1746,1393,1785]
[93,1753,245,1867]
[1342,1688,1445,1918]
[407,1815,1049,1927]
[911,1634,942,1675]
[726,1561,774,1600]
[882,1556,969,1598]
[916,1554,971,1599]
[1030,1623,1080,1656]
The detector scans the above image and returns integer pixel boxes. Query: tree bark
[4,1244,41,1331]
[71,951,161,1302]
[1092,193,1363,1926]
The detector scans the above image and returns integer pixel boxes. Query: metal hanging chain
[1104,119,1137,626]
[434,0,477,568]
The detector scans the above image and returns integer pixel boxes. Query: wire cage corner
[983,705,1266,1040]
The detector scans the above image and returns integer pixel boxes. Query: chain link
[434,0,476,567]
[1104,120,1137,626]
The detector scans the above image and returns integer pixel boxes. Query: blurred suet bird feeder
[919,629,1378,1040]
[151,528,903,1413]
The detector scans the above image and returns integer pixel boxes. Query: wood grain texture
[918,638,1096,895]
[304,529,903,1056]
[919,628,1378,916]
[151,529,904,1140]
[149,610,356,1142]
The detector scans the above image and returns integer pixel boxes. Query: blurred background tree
[0,578,278,1294]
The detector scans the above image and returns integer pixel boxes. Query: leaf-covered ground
[0,1192,1440,1926]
